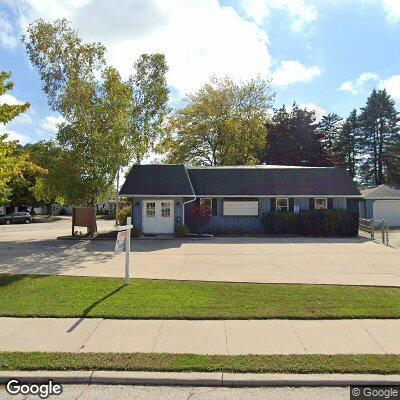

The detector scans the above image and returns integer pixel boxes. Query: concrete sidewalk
[1,317,399,354]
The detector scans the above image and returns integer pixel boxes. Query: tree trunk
[89,195,98,236]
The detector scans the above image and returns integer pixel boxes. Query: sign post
[115,216,133,284]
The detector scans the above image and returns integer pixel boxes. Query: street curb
[1,371,400,387]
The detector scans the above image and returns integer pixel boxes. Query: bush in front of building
[175,224,189,237]
[116,207,131,226]
[263,210,359,236]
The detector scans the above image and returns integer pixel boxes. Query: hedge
[262,210,359,236]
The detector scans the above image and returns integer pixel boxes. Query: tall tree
[263,103,331,166]
[25,141,66,215]
[317,113,342,161]
[0,71,43,205]
[359,88,399,185]
[23,19,132,231]
[160,76,274,165]
[128,54,169,164]
[333,109,360,178]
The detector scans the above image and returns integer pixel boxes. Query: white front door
[142,199,174,234]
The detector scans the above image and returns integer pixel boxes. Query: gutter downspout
[182,165,197,226]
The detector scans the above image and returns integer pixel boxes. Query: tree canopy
[0,71,44,205]
[23,19,132,209]
[160,76,274,165]
[263,103,331,167]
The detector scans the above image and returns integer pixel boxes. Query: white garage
[373,200,400,226]
[360,184,400,227]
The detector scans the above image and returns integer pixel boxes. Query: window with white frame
[200,198,212,212]
[315,198,328,210]
[276,198,289,211]
[161,202,171,217]
[146,202,156,217]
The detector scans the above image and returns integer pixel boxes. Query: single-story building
[360,184,400,227]
[119,164,362,235]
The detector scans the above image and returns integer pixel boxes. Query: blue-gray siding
[130,196,355,235]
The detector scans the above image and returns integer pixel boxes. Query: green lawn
[0,352,399,374]
[1,274,400,319]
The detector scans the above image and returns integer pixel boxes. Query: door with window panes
[142,200,174,234]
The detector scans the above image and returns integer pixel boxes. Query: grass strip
[1,274,400,320]
[0,353,399,374]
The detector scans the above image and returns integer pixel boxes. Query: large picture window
[276,198,289,211]
[200,198,212,212]
[315,198,328,210]
[223,200,258,216]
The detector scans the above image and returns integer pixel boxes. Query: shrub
[175,224,189,237]
[187,203,212,234]
[96,209,109,215]
[116,207,131,226]
[131,227,140,238]
[263,210,359,236]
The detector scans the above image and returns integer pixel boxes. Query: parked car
[0,211,31,224]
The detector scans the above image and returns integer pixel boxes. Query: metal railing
[359,218,389,245]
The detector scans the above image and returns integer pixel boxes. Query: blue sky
[1,0,400,145]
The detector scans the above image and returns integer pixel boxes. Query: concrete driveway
[1,229,400,286]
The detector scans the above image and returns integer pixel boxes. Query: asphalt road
[0,218,115,242]
[0,384,349,399]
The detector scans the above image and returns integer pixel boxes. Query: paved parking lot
[1,221,400,286]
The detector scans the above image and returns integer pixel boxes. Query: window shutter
[270,198,276,212]
[212,198,218,215]
[309,198,315,210]
[328,198,333,210]
[289,198,294,212]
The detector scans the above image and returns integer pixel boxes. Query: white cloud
[14,0,272,97]
[298,102,326,123]
[338,72,378,95]
[0,93,23,105]
[0,12,17,49]
[272,60,321,86]
[37,115,66,137]
[379,74,400,99]
[380,0,400,23]
[0,128,30,144]
[239,0,317,31]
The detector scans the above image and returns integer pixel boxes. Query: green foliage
[116,206,131,226]
[129,54,170,164]
[0,72,44,205]
[131,227,140,238]
[175,224,189,237]
[23,20,132,209]
[263,210,359,236]
[0,71,30,124]
[160,76,273,165]
[359,88,399,185]
[264,103,331,166]
[316,113,342,161]
[334,109,360,178]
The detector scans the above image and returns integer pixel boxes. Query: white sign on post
[115,216,133,284]
[115,230,126,254]
[294,205,300,214]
